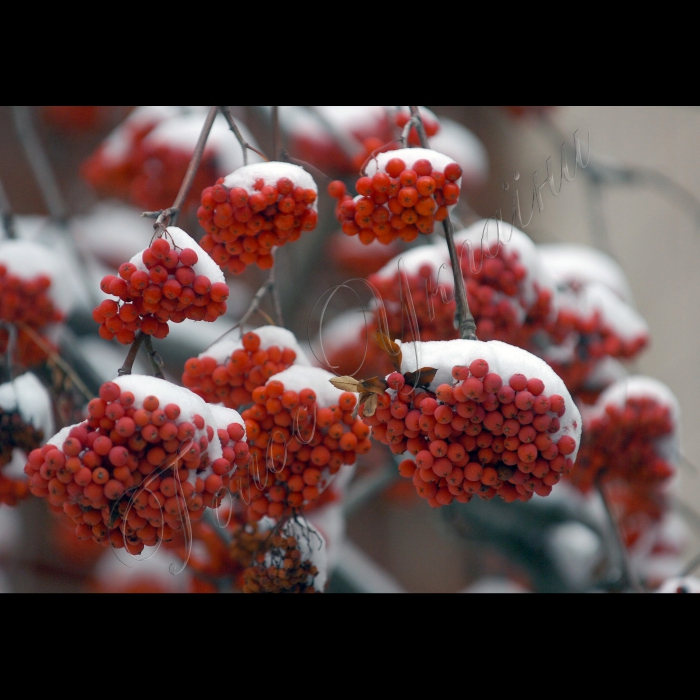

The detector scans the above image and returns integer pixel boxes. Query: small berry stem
[595,474,645,593]
[118,330,147,377]
[408,106,477,340]
[0,321,17,383]
[268,249,284,327]
[400,115,420,148]
[11,106,69,224]
[218,106,269,164]
[159,105,219,228]
[280,148,331,188]
[0,177,16,239]
[18,323,94,401]
[272,106,282,160]
[143,336,165,379]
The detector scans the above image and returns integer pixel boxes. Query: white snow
[223,162,318,211]
[655,576,700,593]
[538,243,635,305]
[577,282,648,343]
[0,372,54,438]
[271,365,345,409]
[545,520,605,590]
[201,325,311,367]
[207,404,246,439]
[373,240,450,281]
[129,226,225,285]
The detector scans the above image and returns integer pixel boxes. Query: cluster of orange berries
[232,369,371,522]
[329,150,462,245]
[182,330,299,410]
[93,233,229,344]
[24,377,249,555]
[81,109,217,213]
[242,532,322,593]
[365,359,579,506]
[569,395,676,494]
[0,263,63,366]
[0,408,40,505]
[198,163,318,274]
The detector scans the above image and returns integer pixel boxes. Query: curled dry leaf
[403,366,438,390]
[329,375,388,418]
[329,376,361,393]
[375,329,402,372]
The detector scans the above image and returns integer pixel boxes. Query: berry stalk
[218,106,269,165]
[408,106,476,340]
[118,330,146,377]
[596,474,645,593]
[0,176,15,239]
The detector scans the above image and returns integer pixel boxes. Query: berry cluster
[231,366,371,523]
[242,532,322,593]
[182,327,305,410]
[0,262,63,366]
[329,148,462,245]
[81,107,220,213]
[242,517,327,593]
[24,376,249,555]
[198,162,318,274]
[93,227,229,344]
[362,339,581,507]
[0,408,41,505]
[568,380,678,494]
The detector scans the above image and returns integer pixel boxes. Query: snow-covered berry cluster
[329,148,462,245]
[198,162,318,274]
[93,227,228,344]
[182,327,308,410]
[362,339,581,506]
[24,376,249,555]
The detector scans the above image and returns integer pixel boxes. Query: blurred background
[1,105,699,593]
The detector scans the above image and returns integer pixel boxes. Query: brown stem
[268,249,284,327]
[272,106,282,160]
[0,176,16,239]
[0,321,17,383]
[305,106,362,160]
[596,475,645,593]
[11,106,69,223]
[144,336,165,379]
[408,106,476,339]
[18,323,94,401]
[279,148,331,188]
[118,331,146,377]
[218,106,269,164]
[156,105,219,228]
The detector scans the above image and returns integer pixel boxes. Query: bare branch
[0,176,16,239]
[218,106,269,164]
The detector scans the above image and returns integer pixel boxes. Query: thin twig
[0,321,17,383]
[268,249,284,327]
[596,476,644,593]
[305,106,363,160]
[154,106,219,229]
[400,115,420,148]
[0,176,16,239]
[681,551,700,577]
[143,336,165,379]
[272,106,281,160]
[118,331,146,377]
[18,323,94,401]
[218,106,269,164]
[279,148,331,188]
[11,106,69,222]
[408,106,476,339]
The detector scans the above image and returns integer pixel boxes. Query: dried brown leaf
[329,376,361,393]
[375,330,402,372]
[358,376,389,395]
[359,392,378,417]
[403,366,438,389]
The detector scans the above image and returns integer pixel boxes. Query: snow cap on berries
[538,242,635,305]
[128,226,225,285]
[0,372,54,439]
[201,326,311,367]
[0,239,75,315]
[586,375,681,465]
[271,365,346,408]
[397,338,582,457]
[223,161,318,211]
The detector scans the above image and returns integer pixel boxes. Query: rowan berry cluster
[0,262,63,366]
[81,106,219,212]
[182,328,304,410]
[329,148,462,245]
[242,518,326,593]
[231,366,371,522]
[24,376,249,555]
[198,162,318,274]
[362,340,581,506]
[0,408,40,505]
[93,228,229,344]
[569,381,678,494]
